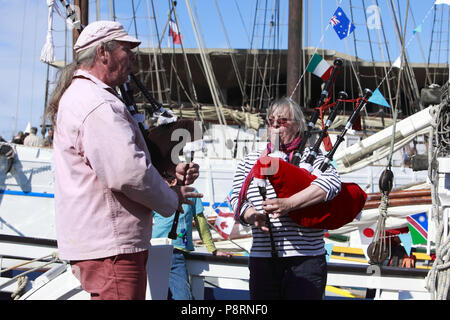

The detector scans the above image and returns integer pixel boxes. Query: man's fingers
[183,192,203,199]
[182,186,195,193]
[175,162,200,185]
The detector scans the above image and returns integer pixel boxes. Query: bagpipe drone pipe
[239,88,373,230]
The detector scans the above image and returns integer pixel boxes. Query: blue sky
[0,0,447,141]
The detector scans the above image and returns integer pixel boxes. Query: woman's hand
[262,198,294,219]
[243,207,270,234]
[263,185,328,219]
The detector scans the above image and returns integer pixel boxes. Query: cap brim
[115,35,141,49]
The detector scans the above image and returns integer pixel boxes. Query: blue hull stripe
[0,189,54,198]
[0,189,230,208]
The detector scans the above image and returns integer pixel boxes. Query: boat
[0,0,449,300]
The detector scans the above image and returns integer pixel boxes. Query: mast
[287,0,302,105]
[72,0,89,53]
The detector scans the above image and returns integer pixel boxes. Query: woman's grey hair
[46,41,119,129]
[267,96,306,136]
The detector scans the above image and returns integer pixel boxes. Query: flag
[214,211,236,240]
[24,122,31,134]
[392,56,402,69]
[169,20,182,45]
[435,0,450,5]
[330,160,338,169]
[306,54,333,81]
[325,243,334,262]
[413,24,422,34]
[406,212,428,245]
[368,88,391,108]
[330,7,355,40]
[358,223,377,245]
[213,190,236,240]
[398,232,413,256]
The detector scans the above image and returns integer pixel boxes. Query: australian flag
[330,7,355,40]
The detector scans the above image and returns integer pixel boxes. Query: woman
[230,97,341,300]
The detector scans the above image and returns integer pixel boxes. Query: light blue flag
[330,160,338,169]
[368,88,391,108]
[325,243,334,262]
[413,24,422,34]
[398,232,413,256]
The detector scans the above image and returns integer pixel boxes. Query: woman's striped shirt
[230,147,341,258]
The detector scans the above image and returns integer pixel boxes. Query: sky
[0,0,447,141]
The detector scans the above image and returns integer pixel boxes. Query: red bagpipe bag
[238,155,367,230]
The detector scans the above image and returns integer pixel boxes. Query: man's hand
[175,162,199,185]
[171,185,203,212]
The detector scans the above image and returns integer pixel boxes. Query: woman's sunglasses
[266,117,294,127]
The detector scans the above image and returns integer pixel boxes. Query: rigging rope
[13,0,29,138]
[289,0,345,101]
[425,98,450,300]
[11,276,28,300]
[367,0,410,267]
[171,0,200,108]
[205,221,250,254]
[373,0,395,113]
[185,0,227,125]
[213,0,246,106]
[0,252,61,299]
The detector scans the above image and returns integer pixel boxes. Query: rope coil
[425,98,450,300]
[0,252,61,300]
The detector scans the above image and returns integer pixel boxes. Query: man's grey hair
[46,40,119,129]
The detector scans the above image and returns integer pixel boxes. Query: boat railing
[184,251,431,300]
[0,234,433,300]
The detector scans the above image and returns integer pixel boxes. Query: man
[49,21,201,300]
[43,128,53,147]
[11,131,24,144]
[23,127,41,147]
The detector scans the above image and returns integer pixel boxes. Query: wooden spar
[364,188,431,209]
[72,0,89,54]
[366,188,431,201]
[364,196,431,210]
[287,0,303,105]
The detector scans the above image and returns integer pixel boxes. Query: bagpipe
[119,76,201,241]
[119,74,201,178]
[237,58,373,231]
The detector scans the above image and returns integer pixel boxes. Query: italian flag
[306,54,333,81]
